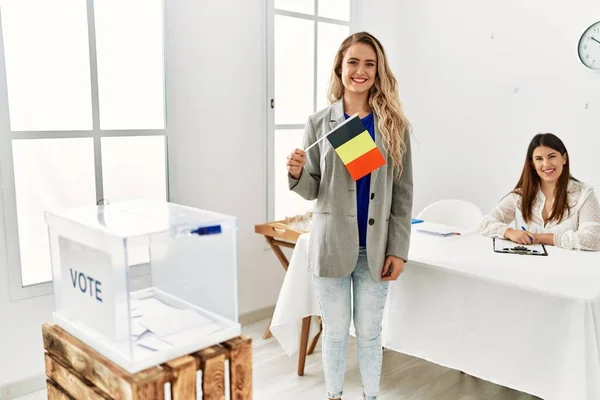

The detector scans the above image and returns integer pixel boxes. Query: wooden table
[43,324,252,399]
[254,220,322,376]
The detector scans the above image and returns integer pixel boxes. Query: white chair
[416,199,484,230]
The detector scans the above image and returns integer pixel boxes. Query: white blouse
[478,180,600,251]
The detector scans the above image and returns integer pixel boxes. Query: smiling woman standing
[286,32,413,400]
[479,133,600,251]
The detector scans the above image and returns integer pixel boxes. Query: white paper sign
[59,237,116,339]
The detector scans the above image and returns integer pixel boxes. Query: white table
[269,226,600,400]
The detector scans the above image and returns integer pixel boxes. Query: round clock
[578,21,600,70]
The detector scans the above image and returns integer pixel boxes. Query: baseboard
[239,305,275,326]
[0,307,274,399]
[0,374,46,400]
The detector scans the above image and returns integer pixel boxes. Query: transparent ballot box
[46,200,240,373]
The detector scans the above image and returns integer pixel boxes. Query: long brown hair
[328,31,410,175]
[514,133,576,223]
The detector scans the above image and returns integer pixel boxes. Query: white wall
[352,0,401,69]
[354,0,600,215]
[0,0,283,389]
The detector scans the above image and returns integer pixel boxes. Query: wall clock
[578,21,600,70]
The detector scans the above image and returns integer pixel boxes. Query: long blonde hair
[328,32,410,175]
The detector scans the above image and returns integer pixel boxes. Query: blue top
[345,112,375,247]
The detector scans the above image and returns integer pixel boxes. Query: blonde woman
[286,32,413,400]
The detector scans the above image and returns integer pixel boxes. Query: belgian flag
[327,115,386,181]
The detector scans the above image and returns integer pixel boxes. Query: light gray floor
[16,318,540,399]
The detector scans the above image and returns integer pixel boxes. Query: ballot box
[45,200,240,373]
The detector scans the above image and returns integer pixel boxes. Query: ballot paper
[129,295,221,355]
[130,320,147,337]
[138,308,216,338]
[163,323,224,345]
[130,298,142,311]
[134,298,173,315]
[135,332,172,351]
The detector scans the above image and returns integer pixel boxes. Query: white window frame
[0,0,168,301]
[266,0,353,221]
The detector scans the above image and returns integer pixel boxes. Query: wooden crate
[42,324,252,400]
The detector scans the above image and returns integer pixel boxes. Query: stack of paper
[129,296,222,353]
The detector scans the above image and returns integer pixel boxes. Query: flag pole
[303,113,359,152]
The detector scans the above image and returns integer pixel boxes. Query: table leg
[267,237,290,271]
[262,317,273,339]
[263,237,291,340]
[307,317,322,355]
[297,316,311,376]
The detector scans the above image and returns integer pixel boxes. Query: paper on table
[416,222,462,237]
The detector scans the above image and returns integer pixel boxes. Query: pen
[521,226,533,243]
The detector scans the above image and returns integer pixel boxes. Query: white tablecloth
[269,226,600,400]
[269,233,321,356]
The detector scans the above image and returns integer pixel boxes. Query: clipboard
[492,238,548,256]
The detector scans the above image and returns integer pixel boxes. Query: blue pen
[521,226,533,243]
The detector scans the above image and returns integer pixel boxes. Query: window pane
[317,23,350,111]
[318,0,350,21]
[94,0,165,130]
[274,130,313,220]
[274,0,314,14]
[101,136,167,203]
[275,15,314,125]
[12,138,96,286]
[0,0,93,131]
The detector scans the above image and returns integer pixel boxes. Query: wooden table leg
[297,316,312,376]
[262,317,274,339]
[307,317,323,355]
[266,237,290,271]
[263,237,292,340]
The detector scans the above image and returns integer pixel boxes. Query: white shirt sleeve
[478,193,518,239]
[554,190,600,251]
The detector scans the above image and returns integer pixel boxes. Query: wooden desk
[254,221,322,376]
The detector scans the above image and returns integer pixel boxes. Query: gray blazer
[289,99,413,281]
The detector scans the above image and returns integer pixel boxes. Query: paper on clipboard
[493,238,546,255]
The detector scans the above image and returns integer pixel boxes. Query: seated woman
[479,133,600,251]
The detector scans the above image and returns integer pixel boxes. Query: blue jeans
[312,248,389,400]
